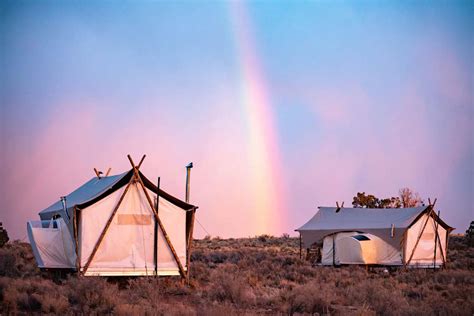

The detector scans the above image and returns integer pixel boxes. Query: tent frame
[74,155,193,280]
[404,199,447,268]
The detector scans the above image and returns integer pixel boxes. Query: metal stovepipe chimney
[185,162,193,203]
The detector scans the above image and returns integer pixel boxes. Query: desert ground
[0,235,473,315]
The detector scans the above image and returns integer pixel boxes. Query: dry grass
[0,235,473,315]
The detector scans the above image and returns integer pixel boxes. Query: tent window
[352,235,370,241]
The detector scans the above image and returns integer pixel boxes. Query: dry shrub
[343,278,410,315]
[281,281,334,315]
[0,250,18,277]
[127,277,161,307]
[0,238,473,315]
[66,276,119,314]
[0,277,69,314]
[207,264,256,306]
[0,241,38,278]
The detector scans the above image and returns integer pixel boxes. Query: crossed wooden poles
[404,198,447,268]
[79,154,190,280]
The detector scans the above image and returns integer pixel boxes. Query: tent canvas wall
[296,206,453,267]
[27,157,197,277]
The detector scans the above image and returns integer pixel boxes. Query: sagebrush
[0,236,473,315]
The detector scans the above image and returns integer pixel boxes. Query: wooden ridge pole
[82,176,134,275]
[127,155,187,279]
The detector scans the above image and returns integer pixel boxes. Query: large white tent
[27,156,197,278]
[296,206,453,267]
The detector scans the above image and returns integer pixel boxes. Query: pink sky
[1,1,472,240]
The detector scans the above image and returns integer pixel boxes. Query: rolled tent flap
[27,218,76,269]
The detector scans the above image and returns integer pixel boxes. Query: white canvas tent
[27,156,197,278]
[296,205,453,267]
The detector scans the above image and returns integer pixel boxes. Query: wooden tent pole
[154,177,160,277]
[433,211,440,269]
[93,168,100,178]
[429,209,446,267]
[435,225,446,266]
[406,206,434,266]
[82,176,134,275]
[138,154,146,168]
[299,233,302,260]
[127,155,187,279]
[401,229,408,266]
[186,208,196,283]
[332,234,336,266]
[73,206,80,274]
[444,230,450,269]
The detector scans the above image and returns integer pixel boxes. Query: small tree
[352,188,422,208]
[352,192,401,208]
[0,222,9,247]
[466,221,474,247]
[399,187,423,207]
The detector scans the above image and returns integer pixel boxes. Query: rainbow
[229,3,286,235]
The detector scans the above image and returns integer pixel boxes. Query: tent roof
[39,169,196,218]
[296,206,428,232]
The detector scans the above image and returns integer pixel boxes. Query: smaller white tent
[321,232,401,265]
[297,206,453,267]
[27,156,197,278]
